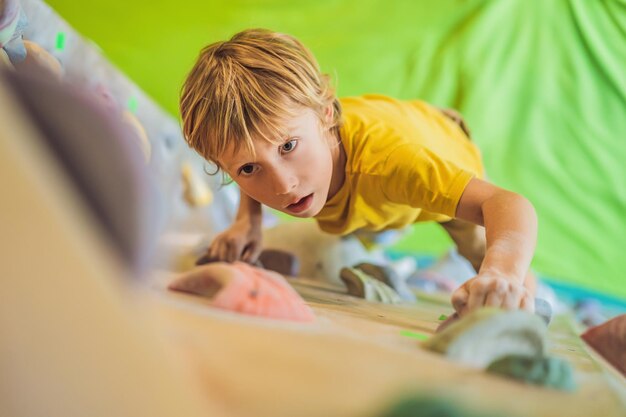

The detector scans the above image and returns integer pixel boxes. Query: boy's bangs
[215,93,297,162]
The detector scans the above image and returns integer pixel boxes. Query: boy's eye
[280,139,298,154]
[239,164,256,176]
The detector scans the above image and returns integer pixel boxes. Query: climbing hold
[258,248,299,276]
[581,314,626,376]
[423,308,547,368]
[122,110,151,162]
[354,262,416,302]
[181,162,213,207]
[340,267,402,304]
[169,261,315,322]
[486,354,576,391]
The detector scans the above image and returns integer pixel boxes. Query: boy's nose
[272,172,297,195]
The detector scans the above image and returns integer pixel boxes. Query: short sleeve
[382,144,475,218]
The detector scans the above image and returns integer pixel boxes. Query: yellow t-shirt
[314,95,484,235]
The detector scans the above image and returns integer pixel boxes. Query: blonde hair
[180,28,342,169]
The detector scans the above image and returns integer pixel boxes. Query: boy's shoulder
[339,95,420,176]
[340,94,406,115]
[339,94,427,136]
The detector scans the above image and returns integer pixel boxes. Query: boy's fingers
[466,281,488,311]
[217,241,230,262]
[224,242,235,262]
[485,290,504,309]
[241,242,260,263]
[214,244,223,261]
[226,240,245,263]
[207,241,220,259]
[484,278,507,308]
[451,285,469,314]
[503,286,523,310]
[206,243,215,259]
[240,245,252,263]
[520,293,535,313]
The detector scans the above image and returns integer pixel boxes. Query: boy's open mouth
[286,193,313,214]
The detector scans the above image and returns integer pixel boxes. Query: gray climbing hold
[423,308,547,368]
[340,267,402,304]
[534,297,553,325]
[354,262,416,302]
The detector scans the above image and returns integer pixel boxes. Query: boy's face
[220,107,336,218]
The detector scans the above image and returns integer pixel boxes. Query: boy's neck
[327,127,346,201]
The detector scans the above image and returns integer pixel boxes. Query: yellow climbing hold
[181,162,213,207]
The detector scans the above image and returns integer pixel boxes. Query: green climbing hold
[380,396,504,417]
[400,330,429,341]
[486,354,576,391]
[127,96,139,113]
[55,32,66,51]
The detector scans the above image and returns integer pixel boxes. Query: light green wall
[46,0,626,298]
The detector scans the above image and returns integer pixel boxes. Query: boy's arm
[451,177,537,315]
[208,189,263,262]
[236,189,263,224]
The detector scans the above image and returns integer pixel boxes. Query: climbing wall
[18,0,241,247]
[5,2,624,416]
[39,0,626,300]
[148,267,626,417]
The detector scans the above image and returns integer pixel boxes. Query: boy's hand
[208,217,262,263]
[451,274,534,317]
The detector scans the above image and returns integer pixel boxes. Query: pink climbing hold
[169,262,315,322]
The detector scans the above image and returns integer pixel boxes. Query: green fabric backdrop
[45,0,626,299]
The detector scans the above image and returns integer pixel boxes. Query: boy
[180,28,537,316]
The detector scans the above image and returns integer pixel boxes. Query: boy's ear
[324,104,334,125]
